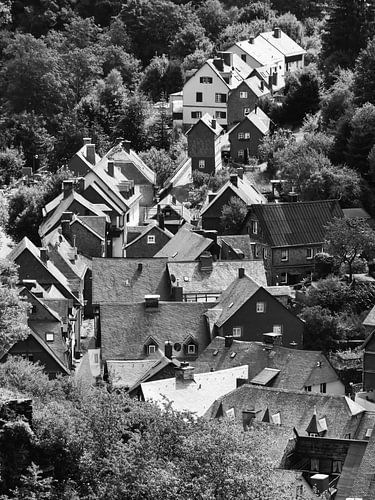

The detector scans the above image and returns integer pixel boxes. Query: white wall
[310,379,345,396]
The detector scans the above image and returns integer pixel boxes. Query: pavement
[74,319,98,386]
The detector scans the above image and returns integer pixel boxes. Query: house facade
[227,76,270,127]
[124,223,172,258]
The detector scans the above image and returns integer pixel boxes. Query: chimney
[61,220,71,241]
[62,211,73,222]
[225,335,233,348]
[208,191,216,203]
[238,268,245,279]
[175,362,195,382]
[22,279,37,291]
[237,167,244,179]
[260,80,264,91]
[288,187,299,203]
[138,263,143,272]
[273,27,281,38]
[83,137,92,146]
[199,252,213,271]
[86,144,96,165]
[62,180,74,199]
[263,332,282,347]
[165,341,173,359]
[171,285,183,302]
[289,341,298,349]
[107,161,115,177]
[40,248,48,263]
[122,140,131,152]
[268,74,273,90]
[211,119,216,129]
[158,213,165,230]
[230,174,238,187]
[249,36,254,44]
[310,475,329,495]
[76,177,85,193]
[144,294,160,309]
[213,58,224,72]
[219,51,233,68]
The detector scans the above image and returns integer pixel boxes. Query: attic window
[213,349,219,356]
[187,344,196,354]
[147,345,157,354]
[230,352,237,359]
[228,302,233,308]
[226,408,235,419]
[272,412,281,425]
[366,428,373,438]
[239,91,248,99]
[45,332,54,342]
[147,235,155,244]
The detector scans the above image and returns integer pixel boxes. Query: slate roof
[229,108,271,136]
[232,38,283,67]
[363,306,375,328]
[251,200,344,247]
[350,421,375,499]
[141,365,249,417]
[218,235,254,259]
[200,176,266,216]
[207,384,365,438]
[258,30,306,57]
[124,222,173,249]
[205,54,251,89]
[106,359,158,389]
[19,287,61,323]
[242,75,271,98]
[192,337,341,392]
[186,113,224,136]
[167,259,267,294]
[104,143,156,184]
[100,302,210,361]
[72,215,107,240]
[92,257,169,304]
[154,226,213,260]
[7,237,80,304]
[39,191,110,237]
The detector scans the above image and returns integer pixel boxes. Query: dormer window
[144,337,158,355]
[147,345,156,354]
[187,344,196,354]
[184,337,198,356]
[45,332,54,342]
[147,235,155,244]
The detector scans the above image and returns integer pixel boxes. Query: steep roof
[200,175,266,216]
[363,307,375,329]
[193,337,339,392]
[106,359,158,389]
[258,30,306,58]
[124,222,173,250]
[218,235,254,259]
[39,191,110,237]
[229,108,271,136]
[92,257,169,304]
[19,287,61,323]
[154,226,213,260]
[167,259,267,294]
[141,365,249,417]
[232,38,283,66]
[7,237,80,303]
[207,384,364,438]
[186,113,224,136]
[251,200,344,247]
[72,215,107,240]
[242,75,270,97]
[104,142,156,185]
[100,301,210,361]
[350,421,375,499]
[205,54,251,89]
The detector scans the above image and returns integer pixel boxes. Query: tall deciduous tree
[325,217,375,280]
[353,36,375,106]
[220,196,248,234]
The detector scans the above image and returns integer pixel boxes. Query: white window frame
[273,325,282,335]
[215,111,226,119]
[187,344,196,354]
[198,159,205,169]
[45,332,54,342]
[239,91,248,99]
[238,149,244,158]
[200,76,212,84]
[147,234,155,244]
[191,111,202,119]
[306,247,313,260]
[238,132,245,140]
[251,220,258,234]
[243,108,250,116]
[281,249,289,261]
[147,344,156,354]
[244,132,250,139]
[256,301,265,313]
[232,327,242,338]
[280,272,287,284]
[215,93,227,103]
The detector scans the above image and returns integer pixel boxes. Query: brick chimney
[273,27,281,38]
[107,160,115,177]
[208,192,216,203]
[249,36,255,44]
[237,167,244,180]
[225,335,233,348]
[86,144,96,165]
[175,362,195,381]
[211,119,216,129]
[144,294,160,309]
[165,341,173,359]
[76,177,85,193]
[62,180,74,199]
[122,140,131,152]
[230,174,238,187]
[40,248,48,263]
[200,252,213,271]
[83,137,92,146]
[21,279,37,291]
[61,220,71,241]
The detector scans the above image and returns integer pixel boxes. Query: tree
[220,196,248,234]
[0,148,24,186]
[353,36,375,106]
[273,12,304,43]
[258,128,295,178]
[345,102,375,175]
[320,69,355,130]
[116,92,151,151]
[325,217,375,281]
[139,148,176,187]
[299,305,339,351]
[196,0,230,41]
[169,22,213,61]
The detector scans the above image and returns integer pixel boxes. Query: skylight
[228,302,233,308]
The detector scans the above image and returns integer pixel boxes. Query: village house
[200,171,266,232]
[217,234,255,260]
[227,75,270,127]
[63,214,108,259]
[258,28,306,73]
[206,272,304,347]
[145,195,192,234]
[124,222,173,258]
[182,52,251,130]
[245,200,344,285]
[68,137,101,176]
[228,107,271,162]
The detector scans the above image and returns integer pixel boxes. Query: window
[241,54,246,62]
[256,301,265,313]
[273,325,282,335]
[320,383,327,393]
[239,91,248,98]
[238,132,245,140]
[305,385,312,392]
[200,76,212,84]
[126,213,130,223]
[263,247,268,259]
[255,245,260,258]
[147,345,156,354]
[45,332,54,342]
[251,220,258,234]
[94,353,99,364]
[272,412,281,425]
[232,327,242,338]
[238,149,244,158]
[31,305,37,314]
[215,111,226,119]
[187,344,196,354]
[306,247,313,260]
[281,249,288,261]
[243,108,250,116]
[244,132,250,139]
[191,111,202,119]
[215,93,227,103]
[198,159,205,169]
[332,460,342,473]
[196,92,203,102]
[311,458,319,471]
[21,353,34,362]
[280,272,287,284]
[147,235,155,244]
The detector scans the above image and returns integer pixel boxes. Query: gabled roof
[39,190,110,237]
[128,356,181,394]
[159,156,192,193]
[106,359,158,389]
[228,108,271,136]
[104,142,156,185]
[207,384,364,438]
[7,237,80,304]
[200,176,266,216]
[186,113,224,136]
[141,365,249,417]
[167,259,267,293]
[72,215,107,240]
[124,222,173,249]
[251,200,344,247]
[100,301,210,361]
[258,30,306,58]
[363,308,375,329]
[92,257,169,304]
[218,235,254,259]
[250,367,280,385]
[193,337,338,392]
[241,75,271,98]
[232,38,283,67]
[205,54,251,89]
[350,421,375,499]
[19,287,61,323]
[154,226,213,260]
